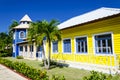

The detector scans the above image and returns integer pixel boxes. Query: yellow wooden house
[46,7,120,73]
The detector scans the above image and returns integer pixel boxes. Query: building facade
[13,7,120,73]
[12,15,43,60]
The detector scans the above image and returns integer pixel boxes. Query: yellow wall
[47,16,120,67]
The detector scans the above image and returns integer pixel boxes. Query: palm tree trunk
[47,40,51,69]
[42,40,47,67]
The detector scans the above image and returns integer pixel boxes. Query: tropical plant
[0,32,12,56]
[0,58,49,80]
[8,20,19,38]
[28,20,61,69]
[28,21,47,67]
[39,20,61,69]
[1,20,19,57]
[83,71,113,80]
[16,55,24,59]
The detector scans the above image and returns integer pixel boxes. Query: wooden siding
[46,16,120,67]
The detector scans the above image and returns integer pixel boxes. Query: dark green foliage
[83,71,109,80]
[111,73,120,80]
[0,53,11,57]
[0,20,19,57]
[0,58,48,80]
[0,58,66,80]
[50,60,57,65]
[82,71,120,80]
[41,59,68,68]
[41,60,57,65]
[8,20,19,39]
[16,56,24,59]
[0,32,12,57]
[52,75,65,80]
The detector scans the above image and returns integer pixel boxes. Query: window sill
[63,52,71,54]
[75,53,88,55]
[95,53,114,56]
[52,52,59,54]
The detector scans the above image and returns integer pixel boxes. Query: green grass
[4,57,90,80]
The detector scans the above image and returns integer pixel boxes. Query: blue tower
[12,14,32,57]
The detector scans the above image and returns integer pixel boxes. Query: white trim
[24,45,28,52]
[74,35,88,54]
[19,31,26,39]
[43,40,46,57]
[62,38,72,54]
[66,60,117,74]
[51,41,59,54]
[92,32,114,56]
[13,32,15,39]
[13,44,15,52]
[14,29,17,57]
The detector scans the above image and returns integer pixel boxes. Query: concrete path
[0,64,27,80]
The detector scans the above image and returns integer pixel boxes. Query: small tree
[0,32,12,56]
[28,20,61,69]
[28,21,47,67]
[41,20,61,69]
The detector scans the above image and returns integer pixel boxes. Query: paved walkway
[0,64,27,80]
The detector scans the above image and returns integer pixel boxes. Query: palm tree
[42,20,61,69]
[9,20,19,38]
[28,20,61,69]
[28,21,47,67]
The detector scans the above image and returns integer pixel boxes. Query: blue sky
[0,0,120,33]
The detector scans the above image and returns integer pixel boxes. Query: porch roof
[13,24,29,29]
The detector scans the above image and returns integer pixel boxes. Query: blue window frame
[38,46,43,51]
[76,37,87,53]
[30,45,34,52]
[37,46,43,58]
[95,33,113,54]
[63,39,71,53]
[19,46,23,52]
[19,31,25,39]
[52,41,58,53]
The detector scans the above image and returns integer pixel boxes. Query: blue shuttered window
[63,39,71,53]
[76,37,87,53]
[95,33,113,54]
[52,41,58,53]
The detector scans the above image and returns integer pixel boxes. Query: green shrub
[0,58,48,80]
[83,71,112,80]
[16,56,24,59]
[41,59,57,67]
[0,53,11,57]
[111,73,120,80]
[52,75,65,80]
[0,58,66,80]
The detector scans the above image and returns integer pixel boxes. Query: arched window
[19,31,25,39]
